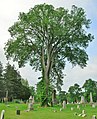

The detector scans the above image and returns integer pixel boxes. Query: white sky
[0,0,97,91]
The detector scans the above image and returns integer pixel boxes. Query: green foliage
[20,85,31,100]
[0,61,31,100]
[0,63,31,100]
[29,86,35,96]
[68,83,82,102]
[21,78,29,87]
[3,63,22,99]
[58,91,67,103]
[36,79,53,105]
[82,79,97,102]
[5,4,93,68]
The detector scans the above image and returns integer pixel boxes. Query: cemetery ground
[0,103,97,119]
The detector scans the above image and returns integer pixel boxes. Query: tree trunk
[41,46,53,107]
[41,71,50,107]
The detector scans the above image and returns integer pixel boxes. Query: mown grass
[0,103,97,119]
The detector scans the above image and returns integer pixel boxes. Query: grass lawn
[0,103,97,119]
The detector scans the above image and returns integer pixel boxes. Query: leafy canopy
[5,4,93,68]
[4,4,94,92]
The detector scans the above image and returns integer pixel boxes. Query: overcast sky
[0,0,97,91]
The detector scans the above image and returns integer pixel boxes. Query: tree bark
[41,46,53,107]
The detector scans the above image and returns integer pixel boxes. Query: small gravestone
[0,110,5,119]
[60,108,63,111]
[78,114,82,116]
[92,115,96,119]
[82,110,85,115]
[71,107,73,111]
[92,104,96,108]
[82,114,86,117]
[67,102,69,104]
[82,110,86,117]
[62,101,66,109]
[16,110,20,115]
[54,109,57,112]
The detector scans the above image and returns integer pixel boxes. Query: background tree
[20,85,31,101]
[82,79,97,102]
[58,91,67,104]
[36,79,53,105]
[0,61,5,99]
[5,4,94,106]
[29,86,35,97]
[68,83,82,103]
[21,78,31,100]
[3,63,24,100]
[21,78,29,88]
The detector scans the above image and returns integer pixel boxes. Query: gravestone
[60,108,63,111]
[16,110,20,115]
[92,104,96,108]
[90,92,93,104]
[28,96,34,111]
[82,110,85,115]
[0,110,5,119]
[78,110,86,117]
[80,96,85,104]
[71,107,73,111]
[62,101,66,109]
[92,115,96,119]
[82,110,86,117]
[67,102,69,104]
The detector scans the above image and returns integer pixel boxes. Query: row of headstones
[52,90,93,105]
[55,101,96,119]
[62,92,93,104]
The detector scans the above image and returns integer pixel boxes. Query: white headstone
[60,108,62,111]
[82,114,86,117]
[0,110,5,119]
[92,115,96,119]
[82,110,85,114]
[78,114,82,116]
[71,107,73,111]
[90,92,93,103]
[62,101,66,109]
[92,104,96,108]
[67,102,69,104]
